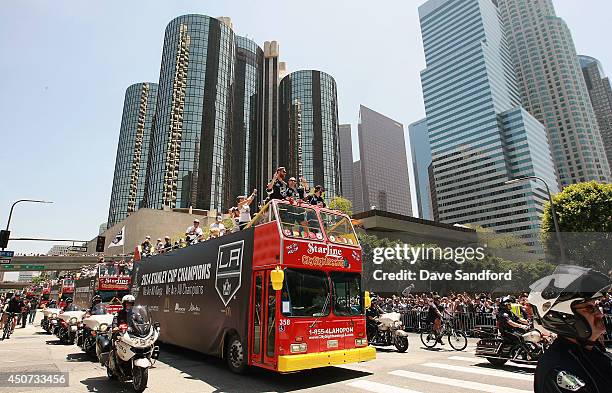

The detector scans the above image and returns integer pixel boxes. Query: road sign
[68,246,88,253]
[0,251,14,258]
[0,264,45,270]
[0,258,11,265]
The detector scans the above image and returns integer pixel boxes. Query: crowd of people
[0,292,39,333]
[136,166,328,257]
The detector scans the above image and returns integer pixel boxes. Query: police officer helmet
[121,294,135,307]
[65,297,73,303]
[91,295,102,304]
[528,265,611,341]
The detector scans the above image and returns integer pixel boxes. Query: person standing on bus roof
[163,236,172,252]
[307,185,326,208]
[185,220,203,244]
[237,189,257,230]
[285,176,309,201]
[266,166,288,202]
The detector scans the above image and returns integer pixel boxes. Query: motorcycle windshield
[91,304,108,315]
[129,306,151,337]
[64,304,79,312]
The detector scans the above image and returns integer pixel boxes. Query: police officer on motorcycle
[366,296,383,340]
[88,295,102,313]
[498,296,531,350]
[113,295,135,328]
[531,266,612,393]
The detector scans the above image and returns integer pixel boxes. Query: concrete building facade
[579,55,612,169]
[408,118,433,220]
[419,0,558,250]
[498,0,611,186]
[357,105,412,216]
[338,124,355,204]
[107,82,158,228]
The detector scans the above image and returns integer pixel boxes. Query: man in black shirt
[266,167,288,202]
[285,176,309,200]
[531,267,612,393]
[307,185,326,208]
[427,296,444,342]
[497,297,530,351]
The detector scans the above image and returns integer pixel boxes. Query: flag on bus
[108,226,125,247]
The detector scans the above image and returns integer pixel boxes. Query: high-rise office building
[353,160,364,214]
[262,41,281,186]
[408,118,433,220]
[144,15,235,212]
[357,105,411,216]
[419,0,558,248]
[498,0,611,186]
[108,82,158,228]
[338,124,354,204]
[278,70,342,198]
[232,36,264,199]
[579,55,612,168]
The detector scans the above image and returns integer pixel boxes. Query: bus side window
[266,278,276,357]
[254,275,262,355]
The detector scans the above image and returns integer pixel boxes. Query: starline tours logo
[215,240,244,307]
[307,242,342,259]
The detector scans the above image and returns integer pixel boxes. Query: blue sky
[1,0,610,260]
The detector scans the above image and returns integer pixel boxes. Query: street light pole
[504,177,566,263]
[3,199,54,250]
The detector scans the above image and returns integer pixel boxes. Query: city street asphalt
[0,312,535,393]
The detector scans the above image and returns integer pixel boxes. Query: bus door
[250,271,277,367]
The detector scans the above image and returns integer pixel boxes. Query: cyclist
[531,266,612,393]
[4,293,23,336]
[427,296,444,343]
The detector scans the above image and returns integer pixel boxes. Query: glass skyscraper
[419,0,558,248]
[278,70,341,198]
[108,82,158,228]
[144,15,235,212]
[232,36,264,199]
[408,118,433,220]
[498,0,611,186]
[339,124,355,204]
[357,106,412,216]
[579,55,612,169]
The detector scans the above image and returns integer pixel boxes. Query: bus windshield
[331,272,363,316]
[320,211,359,246]
[99,291,128,303]
[277,204,323,241]
[281,269,330,317]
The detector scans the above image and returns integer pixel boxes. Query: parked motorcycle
[56,304,85,345]
[475,327,552,366]
[96,306,160,393]
[41,307,61,334]
[366,311,409,352]
[79,304,113,356]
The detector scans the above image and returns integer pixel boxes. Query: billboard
[134,229,254,357]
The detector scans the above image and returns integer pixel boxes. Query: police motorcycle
[79,303,114,356]
[366,297,409,352]
[97,305,160,392]
[41,305,61,334]
[475,299,552,366]
[56,303,86,345]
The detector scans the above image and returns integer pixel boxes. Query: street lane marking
[448,356,479,362]
[389,370,532,393]
[422,362,533,381]
[347,380,423,393]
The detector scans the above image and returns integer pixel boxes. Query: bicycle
[420,316,468,351]
[1,313,17,341]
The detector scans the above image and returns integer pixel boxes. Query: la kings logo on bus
[215,240,244,306]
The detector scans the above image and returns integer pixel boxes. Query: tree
[541,181,612,269]
[328,196,353,216]
[541,181,612,233]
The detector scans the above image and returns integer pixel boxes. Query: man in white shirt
[185,219,203,244]
[209,216,226,239]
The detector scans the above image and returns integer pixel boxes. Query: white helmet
[121,294,136,305]
[528,265,610,341]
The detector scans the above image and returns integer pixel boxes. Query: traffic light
[96,236,106,253]
[0,230,9,249]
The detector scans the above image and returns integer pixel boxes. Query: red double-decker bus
[135,199,375,373]
[74,263,131,313]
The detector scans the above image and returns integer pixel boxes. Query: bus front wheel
[226,334,246,374]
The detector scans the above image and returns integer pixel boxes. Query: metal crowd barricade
[401,311,612,343]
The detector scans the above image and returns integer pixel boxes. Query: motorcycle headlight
[70,317,78,324]
[394,320,402,328]
[99,323,108,332]
[52,313,57,318]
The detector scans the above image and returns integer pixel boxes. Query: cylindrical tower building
[108,82,158,228]
[279,70,341,198]
[144,14,235,212]
[232,36,264,200]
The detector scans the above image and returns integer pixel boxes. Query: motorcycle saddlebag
[475,338,503,356]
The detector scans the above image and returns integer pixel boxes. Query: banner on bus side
[134,228,255,358]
